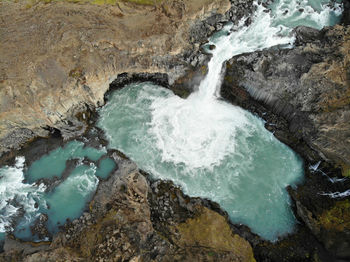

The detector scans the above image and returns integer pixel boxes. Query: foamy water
[98,0,343,240]
[0,0,344,244]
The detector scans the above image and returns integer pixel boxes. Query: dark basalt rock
[222,25,350,170]
[227,0,256,25]
[221,23,350,260]
[293,26,323,46]
[109,72,169,93]
[31,214,50,241]
[341,0,350,25]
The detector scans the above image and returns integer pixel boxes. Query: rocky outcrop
[222,24,350,176]
[0,0,236,156]
[0,151,255,261]
[222,23,350,259]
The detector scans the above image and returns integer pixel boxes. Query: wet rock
[222,25,350,173]
[222,23,350,260]
[341,0,350,25]
[3,236,50,258]
[31,214,50,240]
[0,0,232,157]
[293,26,322,46]
[1,155,256,261]
[108,72,169,93]
[227,0,255,24]
[288,166,350,259]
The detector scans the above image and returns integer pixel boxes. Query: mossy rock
[174,207,256,262]
[341,163,350,177]
[318,200,350,232]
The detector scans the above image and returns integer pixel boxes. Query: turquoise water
[0,141,114,242]
[0,232,4,243]
[98,83,304,240]
[0,0,344,246]
[26,140,106,183]
[269,0,342,29]
[96,158,116,179]
[45,164,98,232]
[97,0,342,241]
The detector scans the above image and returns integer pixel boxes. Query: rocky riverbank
[0,0,256,157]
[0,142,255,261]
[221,19,350,260]
[1,0,350,261]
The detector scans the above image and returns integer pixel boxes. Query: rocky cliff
[1,0,350,261]
[0,148,256,262]
[0,0,237,156]
[221,21,350,259]
[222,24,350,177]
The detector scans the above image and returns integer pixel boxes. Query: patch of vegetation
[76,209,119,257]
[318,200,350,231]
[175,207,256,261]
[340,163,350,177]
[69,68,84,79]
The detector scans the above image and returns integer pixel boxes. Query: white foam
[148,0,342,171]
[150,95,250,168]
[272,0,343,30]
[97,0,344,241]
[0,157,46,233]
[321,189,350,198]
[148,2,298,170]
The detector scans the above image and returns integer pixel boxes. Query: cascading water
[98,0,343,241]
[0,0,344,245]
[0,141,112,243]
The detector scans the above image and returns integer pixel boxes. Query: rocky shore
[0,0,256,157]
[1,0,350,261]
[221,14,350,261]
[1,151,257,261]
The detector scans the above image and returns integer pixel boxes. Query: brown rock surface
[0,0,231,155]
[0,151,256,261]
[221,23,350,259]
[222,24,350,175]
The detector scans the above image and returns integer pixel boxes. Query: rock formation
[222,24,350,177]
[0,0,234,155]
[222,21,350,259]
[1,0,350,261]
[0,150,255,262]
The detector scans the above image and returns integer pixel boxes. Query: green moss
[69,68,83,79]
[175,207,256,262]
[224,75,233,84]
[77,209,119,257]
[341,164,350,177]
[318,200,350,231]
[200,65,208,75]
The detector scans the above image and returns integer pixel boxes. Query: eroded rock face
[222,24,350,176]
[0,0,233,155]
[0,152,255,261]
[221,23,350,259]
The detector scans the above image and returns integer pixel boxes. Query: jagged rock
[222,24,350,176]
[0,152,256,261]
[31,214,50,240]
[0,0,233,156]
[221,23,350,260]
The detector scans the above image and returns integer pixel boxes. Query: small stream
[0,0,344,245]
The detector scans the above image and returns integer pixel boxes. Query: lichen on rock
[173,207,256,261]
